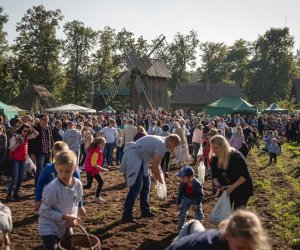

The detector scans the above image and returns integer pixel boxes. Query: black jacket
[30,124,54,155]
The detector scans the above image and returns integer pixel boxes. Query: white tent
[45,104,96,113]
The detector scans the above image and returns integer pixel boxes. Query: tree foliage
[13,5,63,91]
[63,20,98,104]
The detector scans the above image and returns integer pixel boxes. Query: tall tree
[0,6,18,102]
[225,39,251,88]
[168,30,199,90]
[14,5,63,91]
[63,20,98,104]
[198,42,228,83]
[248,27,298,103]
[93,26,121,91]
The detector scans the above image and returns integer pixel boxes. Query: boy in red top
[176,166,204,229]
[83,137,108,203]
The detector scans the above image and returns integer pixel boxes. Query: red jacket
[10,136,28,161]
[84,147,103,176]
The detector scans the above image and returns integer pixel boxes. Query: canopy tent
[0,101,19,119]
[205,97,257,117]
[11,105,27,114]
[262,103,288,114]
[45,104,96,113]
[100,105,116,114]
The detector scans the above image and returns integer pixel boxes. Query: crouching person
[0,202,12,250]
[176,166,204,230]
[38,150,83,250]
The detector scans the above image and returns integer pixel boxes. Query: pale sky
[1,0,300,52]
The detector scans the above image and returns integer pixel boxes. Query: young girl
[38,150,83,250]
[84,137,108,203]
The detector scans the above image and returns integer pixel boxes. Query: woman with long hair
[6,123,39,201]
[210,135,253,209]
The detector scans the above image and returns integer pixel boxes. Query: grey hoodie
[63,129,81,152]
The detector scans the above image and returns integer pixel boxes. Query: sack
[0,158,15,177]
[197,161,205,185]
[156,181,167,200]
[198,144,203,156]
[25,156,36,172]
[209,191,232,224]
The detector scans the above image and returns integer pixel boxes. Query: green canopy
[262,103,288,114]
[205,97,257,116]
[0,101,19,119]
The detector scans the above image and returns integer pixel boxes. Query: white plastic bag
[198,144,203,156]
[209,191,232,224]
[156,181,167,200]
[197,161,205,185]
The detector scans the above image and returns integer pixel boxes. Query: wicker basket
[57,224,101,250]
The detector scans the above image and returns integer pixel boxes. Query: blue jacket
[35,163,82,207]
[176,177,203,206]
[268,143,280,154]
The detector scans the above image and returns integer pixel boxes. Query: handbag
[209,191,232,224]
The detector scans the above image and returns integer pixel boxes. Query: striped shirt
[38,177,83,238]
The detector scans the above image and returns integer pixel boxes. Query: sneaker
[120,216,137,224]
[13,194,22,201]
[164,172,169,178]
[141,211,157,218]
[5,195,15,202]
[94,197,106,203]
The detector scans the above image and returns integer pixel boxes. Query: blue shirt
[35,163,82,207]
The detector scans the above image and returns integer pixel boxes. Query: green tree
[225,39,251,88]
[0,7,19,102]
[248,27,298,103]
[168,30,199,90]
[198,41,228,83]
[63,20,98,104]
[93,26,122,91]
[14,5,63,91]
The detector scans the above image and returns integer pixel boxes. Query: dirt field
[1,149,296,250]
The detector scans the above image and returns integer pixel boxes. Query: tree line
[0,5,299,108]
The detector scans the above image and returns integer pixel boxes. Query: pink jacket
[84,147,103,176]
[192,128,203,144]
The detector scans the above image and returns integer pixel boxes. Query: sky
[1,0,300,52]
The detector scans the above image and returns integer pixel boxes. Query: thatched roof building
[171,82,245,111]
[14,85,60,111]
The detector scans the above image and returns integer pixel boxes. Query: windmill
[99,29,170,110]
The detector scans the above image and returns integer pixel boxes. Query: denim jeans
[7,160,26,195]
[41,235,60,250]
[102,143,114,166]
[178,196,203,227]
[35,152,51,187]
[192,142,200,161]
[123,165,151,219]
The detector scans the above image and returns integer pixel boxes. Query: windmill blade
[147,34,166,57]
[135,75,156,110]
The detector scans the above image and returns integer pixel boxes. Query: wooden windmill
[100,29,171,110]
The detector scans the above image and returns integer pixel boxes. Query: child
[38,150,83,250]
[83,137,108,203]
[35,141,85,217]
[176,166,204,229]
[268,138,280,164]
[263,130,273,152]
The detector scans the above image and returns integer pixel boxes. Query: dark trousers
[269,152,277,163]
[116,146,124,163]
[123,165,151,219]
[35,152,51,187]
[192,142,200,161]
[230,196,250,210]
[102,143,114,166]
[83,172,104,198]
[79,144,86,166]
[161,151,170,173]
[41,235,60,250]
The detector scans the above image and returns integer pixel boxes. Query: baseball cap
[176,166,194,177]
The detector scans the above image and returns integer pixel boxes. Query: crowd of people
[0,108,295,249]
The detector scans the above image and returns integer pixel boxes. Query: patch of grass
[91,210,112,221]
[248,142,300,249]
